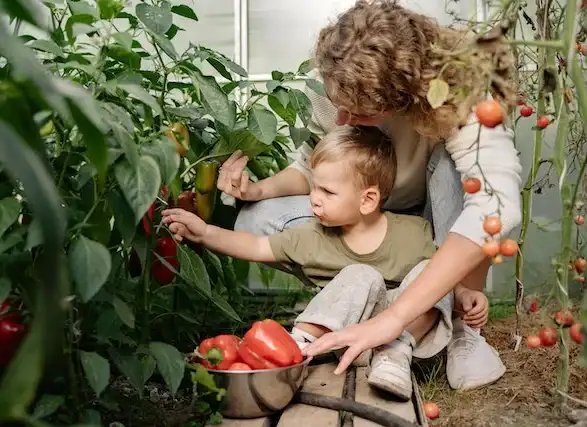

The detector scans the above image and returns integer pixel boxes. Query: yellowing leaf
[426,78,449,109]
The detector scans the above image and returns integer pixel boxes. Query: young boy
[162,126,488,400]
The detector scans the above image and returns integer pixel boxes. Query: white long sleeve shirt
[288,87,523,247]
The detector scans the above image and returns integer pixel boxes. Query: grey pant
[296,261,453,359]
[234,144,463,246]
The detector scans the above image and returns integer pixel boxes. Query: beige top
[288,83,523,246]
[268,212,436,288]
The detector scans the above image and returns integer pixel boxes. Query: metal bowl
[207,357,311,418]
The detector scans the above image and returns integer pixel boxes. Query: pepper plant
[0,0,320,424]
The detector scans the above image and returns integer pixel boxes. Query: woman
[219,0,522,390]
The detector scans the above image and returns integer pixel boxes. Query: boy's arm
[200,225,276,263]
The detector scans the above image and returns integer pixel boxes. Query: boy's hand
[162,208,207,243]
[454,286,489,329]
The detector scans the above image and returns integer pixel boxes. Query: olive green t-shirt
[268,212,436,288]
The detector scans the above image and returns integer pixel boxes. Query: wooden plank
[277,362,345,427]
[209,417,271,427]
[353,367,418,427]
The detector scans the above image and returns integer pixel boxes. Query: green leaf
[289,127,311,148]
[65,15,96,43]
[67,0,98,18]
[68,236,112,302]
[112,297,135,328]
[109,351,155,397]
[136,3,172,35]
[207,57,232,81]
[266,80,281,93]
[26,218,44,250]
[191,365,225,400]
[171,4,198,20]
[80,351,110,397]
[118,83,162,116]
[112,31,133,51]
[114,156,161,225]
[106,45,141,69]
[140,139,180,185]
[150,31,178,60]
[426,78,449,109]
[32,394,65,420]
[149,342,185,396]
[248,106,278,145]
[0,197,20,239]
[98,0,123,20]
[211,129,269,160]
[272,70,284,81]
[268,93,296,126]
[27,40,65,57]
[305,79,326,97]
[191,70,236,129]
[0,0,48,28]
[109,190,136,244]
[289,89,313,126]
[297,59,313,74]
[0,278,10,304]
[178,246,210,295]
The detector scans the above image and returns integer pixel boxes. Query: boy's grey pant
[234,144,461,357]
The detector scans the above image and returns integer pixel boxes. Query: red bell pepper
[239,319,303,369]
[198,334,240,370]
[228,362,252,371]
[142,203,156,236]
[151,237,179,285]
[0,302,26,367]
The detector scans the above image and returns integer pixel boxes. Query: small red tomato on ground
[574,257,587,273]
[554,310,574,327]
[423,402,440,420]
[228,362,252,371]
[575,215,585,225]
[476,100,504,128]
[482,240,500,257]
[520,105,534,117]
[537,115,550,129]
[570,323,584,345]
[463,177,481,194]
[527,335,541,348]
[499,239,518,257]
[539,327,558,347]
[151,237,179,285]
[483,216,502,236]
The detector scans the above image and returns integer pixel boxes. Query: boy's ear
[359,186,381,215]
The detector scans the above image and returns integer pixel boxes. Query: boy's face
[310,159,380,227]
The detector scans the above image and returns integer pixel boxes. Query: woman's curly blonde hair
[315,0,516,141]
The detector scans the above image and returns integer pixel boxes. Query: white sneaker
[366,332,415,400]
[290,327,316,350]
[446,318,506,390]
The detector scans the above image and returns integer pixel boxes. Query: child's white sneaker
[367,331,415,401]
[290,327,316,350]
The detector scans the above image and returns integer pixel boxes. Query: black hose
[295,391,419,427]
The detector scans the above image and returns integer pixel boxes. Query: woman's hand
[217,150,263,201]
[302,313,404,375]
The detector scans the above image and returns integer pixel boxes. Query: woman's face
[324,80,391,127]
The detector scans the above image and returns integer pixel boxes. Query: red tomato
[476,100,504,128]
[537,115,550,129]
[483,216,502,236]
[423,402,440,420]
[574,257,586,273]
[554,310,574,327]
[527,335,541,348]
[528,297,539,313]
[539,327,558,347]
[499,239,518,257]
[482,241,500,257]
[570,323,583,344]
[575,215,585,225]
[520,105,534,117]
[463,177,482,194]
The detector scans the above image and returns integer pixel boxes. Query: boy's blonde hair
[315,0,516,141]
[310,126,396,200]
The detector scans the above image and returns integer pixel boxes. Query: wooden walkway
[210,361,428,427]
